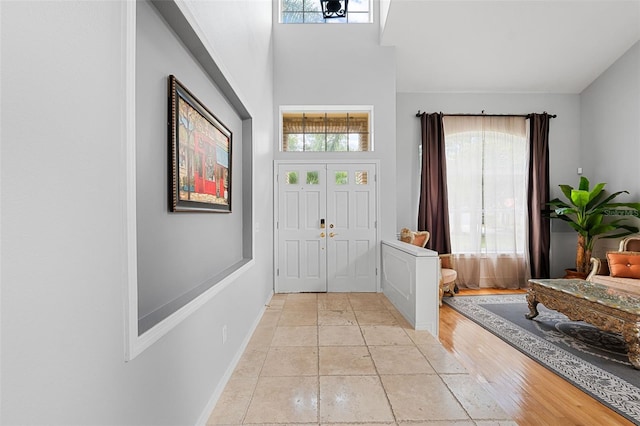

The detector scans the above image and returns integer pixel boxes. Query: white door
[277,164,327,293]
[276,163,378,293]
[326,163,377,292]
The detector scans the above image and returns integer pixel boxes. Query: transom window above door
[280,106,373,152]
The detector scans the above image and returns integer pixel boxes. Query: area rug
[443,294,640,424]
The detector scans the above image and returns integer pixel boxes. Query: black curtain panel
[417,112,451,254]
[527,113,551,278]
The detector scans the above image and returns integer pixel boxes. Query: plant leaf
[604,202,640,211]
[586,190,606,210]
[587,183,606,202]
[589,223,618,236]
[567,222,583,233]
[601,228,639,239]
[551,213,574,223]
[570,189,590,208]
[578,176,590,191]
[555,207,578,216]
[559,185,574,201]
[548,198,570,208]
[584,213,603,229]
[593,190,630,208]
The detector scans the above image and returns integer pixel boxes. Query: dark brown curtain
[418,112,451,254]
[527,113,551,278]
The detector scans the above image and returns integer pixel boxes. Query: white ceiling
[380,0,640,93]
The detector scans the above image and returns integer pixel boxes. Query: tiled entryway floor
[207,292,516,425]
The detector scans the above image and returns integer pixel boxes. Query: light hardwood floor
[439,289,634,426]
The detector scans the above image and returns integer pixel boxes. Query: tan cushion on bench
[441,268,457,284]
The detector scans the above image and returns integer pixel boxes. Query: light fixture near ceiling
[321,0,348,19]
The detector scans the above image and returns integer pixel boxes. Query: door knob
[320,232,325,238]
[329,232,336,238]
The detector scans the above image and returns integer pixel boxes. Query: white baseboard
[195,290,273,426]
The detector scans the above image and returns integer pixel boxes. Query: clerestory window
[280,0,372,24]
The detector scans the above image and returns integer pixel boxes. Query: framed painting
[168,75,232,212]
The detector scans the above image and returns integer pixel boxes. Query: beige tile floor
[207,292,516,426]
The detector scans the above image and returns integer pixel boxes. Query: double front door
[276,162,378,293]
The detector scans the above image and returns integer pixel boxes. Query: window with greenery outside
[282,112,370,152]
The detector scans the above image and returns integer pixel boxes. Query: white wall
[396,93,581,277]
[1,1,273,424]
[273,21,397,241]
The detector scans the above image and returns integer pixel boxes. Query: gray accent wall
[580,41,640,254]
[1,1,274,425]
[136,0,245,327]
[581,41,640,216]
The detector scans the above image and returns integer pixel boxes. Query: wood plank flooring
[438,289,634,426]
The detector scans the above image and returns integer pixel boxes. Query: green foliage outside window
[307,171,319,184]
[335,171,348,185]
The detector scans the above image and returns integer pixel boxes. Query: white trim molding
[122,0,254,361]
[122,0,138,362]
[279,105,374,152]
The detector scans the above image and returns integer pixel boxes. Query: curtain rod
[415,110,557,118]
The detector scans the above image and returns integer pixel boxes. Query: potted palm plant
[548,176,640,276]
